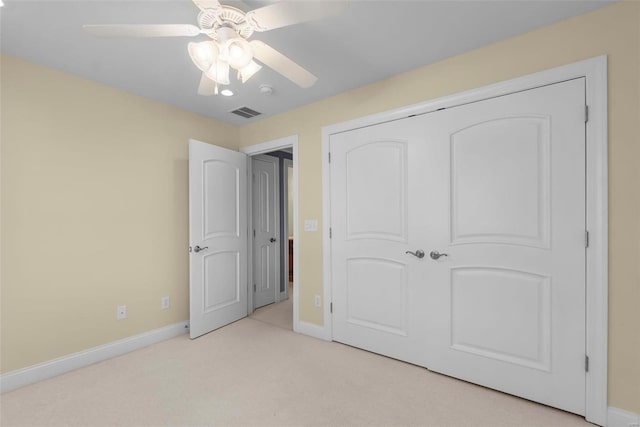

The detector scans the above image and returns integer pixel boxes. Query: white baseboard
[608,407,640,427]
[0,321,189,393]
[295,320,331,341]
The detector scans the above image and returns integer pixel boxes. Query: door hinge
[585,105,589,123]
[253,229,256,238]
[329,227,332,238]
[328,152,331,163]
[585,230,590,248]
[253,284,256,292]
[585,355,589,372]
[330,302,333,313]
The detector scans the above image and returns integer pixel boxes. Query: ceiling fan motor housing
[198,6,254,40]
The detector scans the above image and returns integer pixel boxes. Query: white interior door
[189,139,248,339]
[330,117,430,367]
[252,154,280,309]
[424,78,586,415]
[330,78,586,414]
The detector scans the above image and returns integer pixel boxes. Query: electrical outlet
[314,294,321,307]
[161,296,170,310]
[117,305,127,320]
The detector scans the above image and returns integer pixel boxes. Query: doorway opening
[249,149,294,330]
[241,136,299,332]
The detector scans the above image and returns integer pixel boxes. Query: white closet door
[330,117,431,367]
[330,78,586,415]
[423,78,586,415]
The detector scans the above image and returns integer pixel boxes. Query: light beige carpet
[250,296,293,330]
[1,304,590,426]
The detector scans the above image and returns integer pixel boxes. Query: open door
[189,139,248,338]
[252,154,280,309]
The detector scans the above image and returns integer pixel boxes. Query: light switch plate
[304,220,318,232]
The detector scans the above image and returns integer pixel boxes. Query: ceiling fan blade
[198,73,217,96]
[192,0,221,11]
[246,1,347,32]
[250,40,317,88]
[83,24,201,38]
[228,0,252,13]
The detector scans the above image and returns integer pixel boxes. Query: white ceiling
[1,0,614,125]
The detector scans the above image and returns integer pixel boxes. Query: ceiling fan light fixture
[205,59,230,85]
[225,37,253,70]
[239,60,262,83]
[188,41,219,72]
[85,1,330,97]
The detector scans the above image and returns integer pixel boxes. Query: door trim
[282,158,294,301]
[241,135,300,332]
[321,56,608,425]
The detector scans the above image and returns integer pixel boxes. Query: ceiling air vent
[230,106,262,119]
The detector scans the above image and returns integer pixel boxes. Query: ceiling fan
[83,0,345,95]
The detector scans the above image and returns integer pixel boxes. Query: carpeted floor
[1,300,591,426]
[250,295,293,331]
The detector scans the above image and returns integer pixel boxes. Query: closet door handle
[194,245,208,253]
[429,251,448,260]
[405,249,425,259]
[270,238,277,243]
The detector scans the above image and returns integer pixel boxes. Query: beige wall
[238,2,640,413]
[0,55,239,373]
[1,0,638,415]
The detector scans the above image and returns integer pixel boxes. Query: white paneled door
[330,116,431,367]
[252,154,280,309]
[189,140,248,339]
[330,78,586,414]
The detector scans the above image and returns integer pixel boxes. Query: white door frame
[321,56,608,426]
[241,135,300,332]
[282,157,294,302]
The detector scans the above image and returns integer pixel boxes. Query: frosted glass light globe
[188,41,219,72]
[225,38,253,70]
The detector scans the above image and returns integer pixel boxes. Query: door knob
[429,250,448,260]
[194,245,208,253]
[405,249,425,259]
[269,238,277,243]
